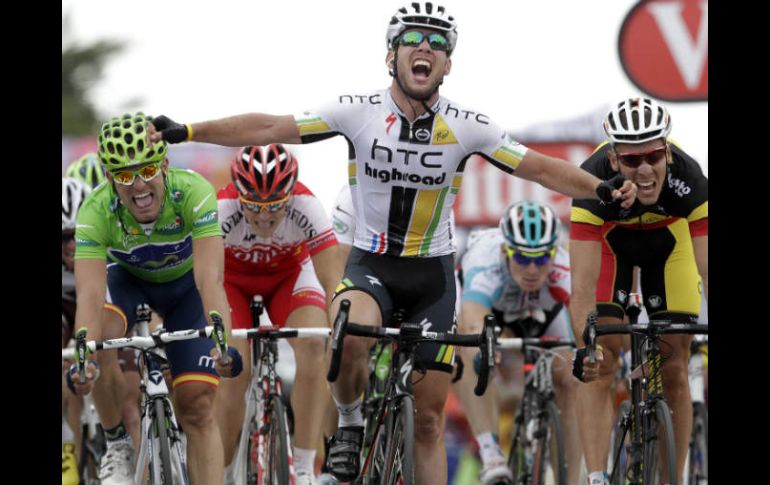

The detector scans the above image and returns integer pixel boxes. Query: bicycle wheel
[360,398,388,484]
[608,400,631,485]
[382,397,415,485]
[643,400,677,485]
[263,394,291,484]
[152,398,174,485]
[507,407,528,484]
[531,400,567,485]
[687,402,708,485]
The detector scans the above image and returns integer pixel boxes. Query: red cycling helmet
[231,144,298,202]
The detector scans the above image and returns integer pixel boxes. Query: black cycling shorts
[333,247,457,373]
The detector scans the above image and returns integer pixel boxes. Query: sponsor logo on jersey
[648,295,663,309]
[386,113,397,135]
[414,128,431,142]
[443,103,490,124]
[365,275,382,287]
[364,163,447,185]
[617,290,628,305]
[220,210,244,235]
[193,210,218,227]
[109,237,193,271]
[618,0,707,101]
[155,215,184,235]
[667,172,692,197]
[339,94,382,105]
[171,190,184,202]
[286,207,319,240]
[333,217,350,235]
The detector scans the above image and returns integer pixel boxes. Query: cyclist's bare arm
[311,244,344,313]
[192,235,235,373]
[74,258,109,340]
[568,239,602,347]
[516,149,636,209]
[693,235,708,303]
[458,301,491,335]
[150,113,301,147]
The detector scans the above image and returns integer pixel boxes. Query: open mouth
[637,180,656,196]
[411,59,432,80]
[133,192,154,209]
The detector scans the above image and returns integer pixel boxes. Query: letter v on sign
[618,0,708,102]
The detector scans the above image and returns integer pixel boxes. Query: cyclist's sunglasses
[111,161,163,186]
[613,145,668,169]
[62,231,75,243]
[397,31,450,51]
[505,246,557,267]
[240,194,291,214]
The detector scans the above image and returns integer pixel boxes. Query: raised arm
[149,113,301,147]
[515,149,637,209]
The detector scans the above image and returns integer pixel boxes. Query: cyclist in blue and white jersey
[455,201,581,485]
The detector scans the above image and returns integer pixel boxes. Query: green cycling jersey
[75,168,222,283]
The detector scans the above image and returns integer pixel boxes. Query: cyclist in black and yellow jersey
[570,98,707,485]
[149,4,637,484]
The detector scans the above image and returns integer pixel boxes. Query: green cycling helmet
[65,152,107,189]
[97,112,168,171]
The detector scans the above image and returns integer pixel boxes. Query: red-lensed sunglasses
[613,145,668,169]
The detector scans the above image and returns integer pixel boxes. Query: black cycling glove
[572,348,588,383]
[595,174,627,204]
[152,115,190,144]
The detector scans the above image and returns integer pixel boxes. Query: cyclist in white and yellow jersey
[149,4,636,483]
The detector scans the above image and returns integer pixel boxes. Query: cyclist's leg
[403,252,457,485]
[454,305,511,483]
[641,218,702,485]
[577,234,633,482]
[155,271,223,485]
[117,349,141,449]
[281,260,333,476]
[546,310,583,485]
[214,278,252,467]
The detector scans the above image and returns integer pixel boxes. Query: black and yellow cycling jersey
[570,142,708,320]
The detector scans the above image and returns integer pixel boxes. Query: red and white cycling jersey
[218,181,337,274]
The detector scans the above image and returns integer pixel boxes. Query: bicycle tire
[531,400,567,485]
[508,406,528,484]
[643,399,677,485]
[383,397,415,485]
[608,400,632,485]
[687,402,708,485]
[153,398,174,485]
[264,394,291,484]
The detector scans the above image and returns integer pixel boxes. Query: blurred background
[61,1,707,482]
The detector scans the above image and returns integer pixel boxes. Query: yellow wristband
[185,123,194,141]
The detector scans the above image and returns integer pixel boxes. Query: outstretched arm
[515,149,636,209]
[149,113,301,147]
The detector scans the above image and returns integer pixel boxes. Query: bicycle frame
[231,295,331,485]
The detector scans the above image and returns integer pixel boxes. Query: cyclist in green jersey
[67,113,242,485]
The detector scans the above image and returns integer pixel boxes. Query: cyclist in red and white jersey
[216,144,341,485]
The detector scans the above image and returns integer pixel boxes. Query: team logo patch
[648,295,663,309]
[617,290,628,305]
[414,128,431,142]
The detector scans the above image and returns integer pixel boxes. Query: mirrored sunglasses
[505,246,557,267]
[240,194,291,214]
[398,30,449,51]
[614,145,667,169]
[111,162,163,186]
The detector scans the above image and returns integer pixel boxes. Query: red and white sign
[453,142,596,226]
[619,0,708,102]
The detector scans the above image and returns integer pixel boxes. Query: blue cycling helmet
[499,201,560,252]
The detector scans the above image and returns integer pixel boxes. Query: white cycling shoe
[479,456,514,485]
[99,440,135,485]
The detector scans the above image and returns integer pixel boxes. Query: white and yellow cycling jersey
[296,89,528,257]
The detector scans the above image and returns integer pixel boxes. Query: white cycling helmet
[62,177,91,232]
[603,97,672,145]
[386,2,458,54]
[499,201,560,253]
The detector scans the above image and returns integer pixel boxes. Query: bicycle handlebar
[326,299,496,395]
[496,336,576,350]
[209,311,230,365]
[231,327,331,339]
[61,326,215,359]
[593,322,709,337]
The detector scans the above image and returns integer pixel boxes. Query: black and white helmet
[603,97,672,145]
[386,2,458,54]
[62,177,91,232]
